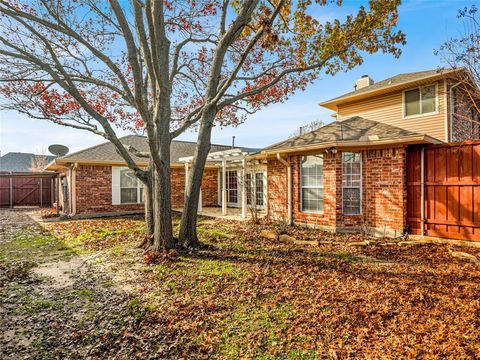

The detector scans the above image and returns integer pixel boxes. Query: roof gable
[262,117,432,152]
[55,135,259,165]
[320,68,460,110]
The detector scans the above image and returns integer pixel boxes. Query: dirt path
[0,209,134,359]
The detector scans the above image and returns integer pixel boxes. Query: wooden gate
[0,174,55,208]
[407,141,480,241]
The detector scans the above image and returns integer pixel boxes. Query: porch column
[222,157,227,215]
[55,175,60,214]
[198,189,203,213]
[184,162,189,204]
[241,159,246,221]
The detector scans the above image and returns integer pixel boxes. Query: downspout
[420,147,425,237]
[68,163,78,216]
[449,80,464,142]
[276,153,292,226]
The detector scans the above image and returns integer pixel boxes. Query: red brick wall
[267,147,407,237]
[360,147,407,236]
[291,153,337,229]
[267,159,288,220]
[75,165,144,214]
[75,165,219,215]
[171,168,185,209]
[202,169,219,207]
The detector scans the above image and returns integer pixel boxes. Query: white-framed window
[246,172,266,207]
[342,152,362,215]
[300,155,324,212]
[112,167,144,205]
[404,84,437,117]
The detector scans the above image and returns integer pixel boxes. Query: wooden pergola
[179,148,252,221]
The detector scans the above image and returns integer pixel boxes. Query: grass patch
[14,294,59,315]
[74,288,95,301]
[0,226,75,264]
[218,301,301,358]
[321,251,361,263]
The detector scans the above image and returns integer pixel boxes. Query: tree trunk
[179,113,214,248]
[151,144,175,252]
[144,167,154,236]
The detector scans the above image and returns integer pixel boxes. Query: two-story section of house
[257,68,480,238]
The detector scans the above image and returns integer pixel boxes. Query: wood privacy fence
[0,173,56,208]
[407,141,480,241]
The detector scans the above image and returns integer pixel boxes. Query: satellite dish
[48,144,69,157]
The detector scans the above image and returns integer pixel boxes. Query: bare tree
[29,152,49,172]
[436,5,480,141]
[289,119,325,138]
[0,0,406,252]
[237,161,265,224]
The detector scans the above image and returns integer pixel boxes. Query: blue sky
[0,0,476,155]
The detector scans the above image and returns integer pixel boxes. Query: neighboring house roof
[256,117,441,156]
[320,68,461,110]
[47,135,259,169]
[0,152,56,172]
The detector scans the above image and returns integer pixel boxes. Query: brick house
[45,136,258,217]
[254,68,479,237]
[45,68,479,239]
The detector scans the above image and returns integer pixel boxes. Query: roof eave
[249,135,441,159]
[319,69,462,110]
[44,158,219,169]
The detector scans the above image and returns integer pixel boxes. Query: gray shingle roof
[263,117,424,151]
[58,135,259,164]
[320,68,456,106]
[0,152,56,172]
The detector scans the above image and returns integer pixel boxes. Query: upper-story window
[404,84,436,117]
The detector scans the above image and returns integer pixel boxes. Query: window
[226,170,238,204]
[120,168,143,204]
[342,152,361,215]
[301,155,323,212]
[246,172,265,207]
[255,173,264,206]
[404,85,436,117]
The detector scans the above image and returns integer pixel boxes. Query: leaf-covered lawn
[2,211,480,359]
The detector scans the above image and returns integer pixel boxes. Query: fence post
[40,178,43,208]
[420,147,425,237]
[9,176,13,208]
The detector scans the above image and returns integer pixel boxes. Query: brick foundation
[267,146,407,237]
[74,165,218,215]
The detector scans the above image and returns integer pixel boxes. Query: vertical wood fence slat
[0,175,55,208]
[407,141,480,241]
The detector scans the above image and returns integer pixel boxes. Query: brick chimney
[355,75,374,90]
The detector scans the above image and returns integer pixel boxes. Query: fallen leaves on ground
[1,211,479,359]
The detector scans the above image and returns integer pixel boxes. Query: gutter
[252,135,441,159]
[276,153,292,226]
[320,69,462,110]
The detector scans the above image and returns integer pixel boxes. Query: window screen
[342,152,361,215]
[301,155,324,212]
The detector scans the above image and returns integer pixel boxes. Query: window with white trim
[120,168,143,204]
[404,84,436,117]
[301,155,323,212]
[342,152,361,215]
